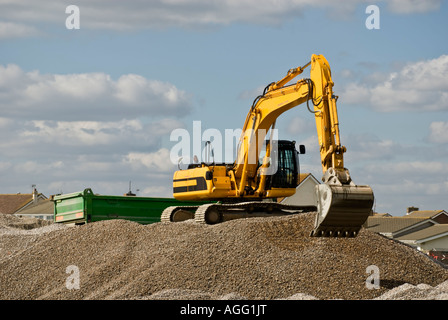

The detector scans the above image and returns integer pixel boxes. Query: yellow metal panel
[173,180,197,187]
[213,176,231,189]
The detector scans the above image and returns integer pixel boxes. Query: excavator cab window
[264,140,300,189]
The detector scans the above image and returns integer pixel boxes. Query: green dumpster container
[52,188,208,225]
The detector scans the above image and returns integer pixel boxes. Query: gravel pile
[1,212,447,300]
[0,214,55,233]
[374,280,448,300]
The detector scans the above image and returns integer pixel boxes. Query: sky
[0,0,447,216]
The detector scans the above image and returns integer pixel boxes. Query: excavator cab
[263,140,303,190]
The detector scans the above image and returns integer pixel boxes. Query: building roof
[0,194,34,214]
[298,173,320,184]
[406,210,447,219]
[0,192,47,214]
[14,198,53,215]
[298,173,310,183]
[372,212,392,217]
[395,224,448,242]
[363,216,430,234]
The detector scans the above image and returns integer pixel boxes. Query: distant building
[279,173,320,207]
[364,209,448,264]
[364,216,432,238]
[372,212,392,217]
[405,210,448,224]
[0,188,48,215]
[14,198,54,221]
[395,224,448,253]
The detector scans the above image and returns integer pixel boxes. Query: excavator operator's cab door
[264,140,304,190]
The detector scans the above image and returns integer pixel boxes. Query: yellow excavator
[161,54,374,237]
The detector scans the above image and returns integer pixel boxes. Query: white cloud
[238,85,266,100]
[367,161,445,176]
[0,64,192,120]
[0,115,186,194]
[0,22,40,39]
[344,134,400,162]
[341,55,448,112]
[16,118,183,152]
[0,1,336,30]
[0,161,12,172]
[140,185,171,197]
[287,116,317,135]
[21,119,141,146]
[372,178,448,214]
[361,159,448,214]
[0,0,439,35]
[125,148,176,173]
[429,121,448,144]
[13,160,65,175]
[0,117,13,128]
[386,0,441,14]
[0,62,188,196]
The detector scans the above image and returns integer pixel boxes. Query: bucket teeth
[310,227,359,238]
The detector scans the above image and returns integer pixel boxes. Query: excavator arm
[307,55,374,236]
[233,54,346,191]
[233,54,374,236]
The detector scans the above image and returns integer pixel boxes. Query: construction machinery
[162,54,374,237]
[52,188,210,225]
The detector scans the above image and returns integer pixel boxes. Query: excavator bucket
[311,183,374,237]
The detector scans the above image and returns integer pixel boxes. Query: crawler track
[162,202,316,224]
[160,206,200,222]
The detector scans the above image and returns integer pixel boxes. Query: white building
[279,173,320,207]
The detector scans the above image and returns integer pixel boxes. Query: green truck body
[53,188,206,225]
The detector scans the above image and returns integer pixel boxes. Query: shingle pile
[1,212,447,300]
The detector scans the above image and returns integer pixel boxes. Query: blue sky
[0,0,447,215]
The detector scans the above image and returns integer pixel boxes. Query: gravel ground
[0,212,447,300]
